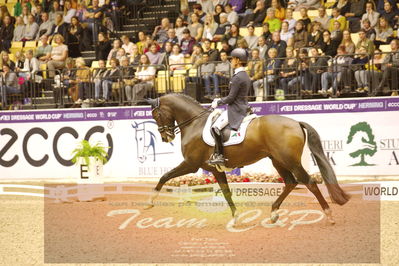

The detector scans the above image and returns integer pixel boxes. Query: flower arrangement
[71,140,108,167]
[165,172,323,187]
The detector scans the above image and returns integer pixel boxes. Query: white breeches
[212,111,229,132]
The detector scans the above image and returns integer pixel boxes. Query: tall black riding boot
[208,128,226,165]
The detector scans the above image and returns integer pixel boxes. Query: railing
[1,51,398,110]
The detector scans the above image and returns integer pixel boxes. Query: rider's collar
[234,67,245,75]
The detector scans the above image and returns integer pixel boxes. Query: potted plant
[71,140,108,201]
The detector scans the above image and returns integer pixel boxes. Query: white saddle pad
[202,109,257,147]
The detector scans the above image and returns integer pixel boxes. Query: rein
[172,108,210,134]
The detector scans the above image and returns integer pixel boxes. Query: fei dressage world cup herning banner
[0,97,398,180]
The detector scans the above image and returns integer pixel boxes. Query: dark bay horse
[144,94,349,224]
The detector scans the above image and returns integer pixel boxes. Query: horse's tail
[299,122,350,205]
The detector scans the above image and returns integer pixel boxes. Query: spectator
[188,13,204,42]
[129,44,141,65]
[120,56,135,104]
[224,4,239,24]
[375,39,399,95]
[298,7,311,30]
[59,58,77,102]
[263,48,282,97]
[22,15,39,41]
[169,44,185,71]
[331,21,343,43]
[210,50,231,97]
[64,0,77,24]
[256,35,268,59]
[35,35,52,62]
[236,38,249,55]
[174,17,187,43]
[190,44,204,68]
[320,30,340,57]
[293,20,308,50]
[12,17,25,42]
[152,18,171,44]
[160,42,172,65]
[240,0,266,27]
[374,17,394,48]
[345,0,367,33]
[376,0,398,15]
[163,29,179,51]
[13,0,31,17]
[0,51,16,71]
[271,0,286,21]
[340,30,356,54]
[355,29,375,55]
[20,5,31,25]
[193,3,206,23]
[229,0,245,14]
[267,31,287,59]
[116,48,126,62]
[20,49,40,98]
[93,59,107,101]
[47,34,68,78]
[261,22,273,44]
[84,0,103,43]
[121,35,135,56]
[279,47,298,95]
[365,48,383,93]
[352,47,370,92]
[362,18,376,41]
[30,0,41,17]
[36,13,54,40]
[320,45,353,96]
[66,16,86,57]
[49,14,68,42]
[219,40,233,56]
[0,64,19,105]
[136,31,146,55]
[129,54,156,104]
[107,39,122,62]
[74,57,91,104]
[213,4,224,24]
[332,0,351,17]
[361,1,379,28]
[284,8,296,33]
[0,16,14,52]
[244,24,259,50]
[200,53,217,99]
[314,7,329,30]
[101,58,121,102]
[203,39,219,61]
[328,8,347,32]
[96,32,112,61]
[75,2,88,23]
[247,48,264,101]
[214,13,231,41]
[14,51,25,70]
[145,43,163,65]
[263,8,281,33]
[222,23,242,48]
[380,1,399,27]
[308,21,323,49]
[308,47,328,93]
[288,48,311,95]
[180,28,196,57]
[202,13,218,41]
[49,1,63,22]
[33,3,43,23]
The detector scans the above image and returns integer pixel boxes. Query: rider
[208,48,251,166]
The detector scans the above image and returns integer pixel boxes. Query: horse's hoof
[270,211,279,224]
[232,212,240,226]
[143,203,154,210]
[324,208,335,225]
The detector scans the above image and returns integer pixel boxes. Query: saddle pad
[202,109,257,147]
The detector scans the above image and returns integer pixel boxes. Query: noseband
[150,98,211,136]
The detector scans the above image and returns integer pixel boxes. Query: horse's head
[146,98,176,143]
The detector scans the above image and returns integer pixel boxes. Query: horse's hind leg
[270,159,298,223]
[212,171,237,218]
[291,165,335,224]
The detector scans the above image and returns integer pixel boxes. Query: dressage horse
[144,94,350,224]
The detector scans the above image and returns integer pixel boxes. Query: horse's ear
[131,121,138,128]
[145,98,158,109]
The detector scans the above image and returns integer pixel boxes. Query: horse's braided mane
[162,93,203,108]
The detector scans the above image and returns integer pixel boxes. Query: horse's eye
[139,137,143,141]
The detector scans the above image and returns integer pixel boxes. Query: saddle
[202,109,257,147]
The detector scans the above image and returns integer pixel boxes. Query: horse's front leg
[143,161,198,209]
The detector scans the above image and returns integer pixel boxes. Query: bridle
[151,98,211,137]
